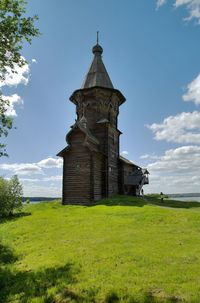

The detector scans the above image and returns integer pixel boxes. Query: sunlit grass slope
[1,195,200,303]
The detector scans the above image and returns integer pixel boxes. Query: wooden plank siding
[93,153,103,201]
[58,86,128,204]
[62,132,91,205]
[107,127,120,196]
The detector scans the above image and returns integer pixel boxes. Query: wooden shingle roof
[82,43,114,89]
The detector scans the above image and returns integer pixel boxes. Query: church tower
[58,40,126,204]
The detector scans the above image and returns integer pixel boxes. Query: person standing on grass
[141,189,144,197]
[160,192,164,202]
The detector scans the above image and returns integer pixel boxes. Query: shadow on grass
[0,242,79,303]
[0,211,31,224]
[105,291,184,303]
[142,291,183,303]
[94,195,200,209]
[0,243,193,303]
[0,243,18,264]
[46,288,186,303]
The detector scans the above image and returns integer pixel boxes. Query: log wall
[62,132,91,205]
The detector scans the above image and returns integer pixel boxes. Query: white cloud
[2,94,23,117]
[0,57,30,118]
[148,145,200,173]
[183,74,200,105]
[145,145,200,193]
[19,178,41,182]
[156,0,167,9]
[43,175,62,181]
[0,157,63,196]
[140,153,160,160]
[156,0,200,24]
[121,150,129,156]
[31,59,37,64]
[0,59,30,88]
[175,0,200,23]
[0,163,43,176]
[19,175,62,182]
[22,184,61,197]
[0,157,63,176]
[38,157,63,168]
[147,111,200,144]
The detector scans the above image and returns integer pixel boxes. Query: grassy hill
[1,195,200,303]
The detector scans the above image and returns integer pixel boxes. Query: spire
[81,36,114,89]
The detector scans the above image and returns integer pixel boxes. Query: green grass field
[1,195,200,303]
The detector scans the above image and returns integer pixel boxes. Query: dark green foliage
[105,292,120,303]
[0,95,12,156]
[0,0,40,76]
[0,0,40,156]
[0,175,23,217]
[0,243,18,264]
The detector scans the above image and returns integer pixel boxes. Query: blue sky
[1,0,200,196]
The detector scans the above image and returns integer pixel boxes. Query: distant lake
[23,197,60,204]
[24,196,200,204]
[170,196,200,203]
[29,201,46,204]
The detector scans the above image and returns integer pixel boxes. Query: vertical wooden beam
[62,157,66,204]
[90,152,94,202]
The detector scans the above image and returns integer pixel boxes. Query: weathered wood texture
[61,87,125,204]
[93,153,104,201]
[63,131,92,205]
[107,127,119,195]
[118,161,138,195]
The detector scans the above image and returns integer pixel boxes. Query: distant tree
[8,175,23,214]
[0,176,9,216]
[0,0,40,156]
[0,175,23,217]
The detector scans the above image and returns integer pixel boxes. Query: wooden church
[57,40,149,205]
